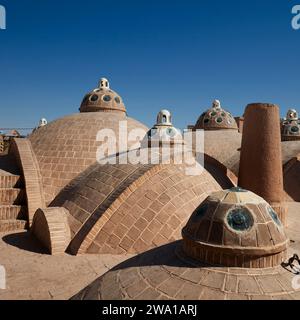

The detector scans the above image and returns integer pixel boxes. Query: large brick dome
[28,78,148,204]
[29,112,147,205]
[51,158,222,255]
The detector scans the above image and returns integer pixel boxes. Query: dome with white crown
[281,108,300,141]
[79,78,126,114]
[194,100,238,131]
[143,109,183,146]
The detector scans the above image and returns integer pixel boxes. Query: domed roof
[72,189,298,301]
[29,103,147,204]
[79,78,126,114]
[281,108,300,141]
[181,188,288,268]
[72,240,300,300]
[194,100,238,131]
[143,110,183,146]
[51,157,221,255]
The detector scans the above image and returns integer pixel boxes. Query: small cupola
[156,110,172,126]
[79,77,126,114]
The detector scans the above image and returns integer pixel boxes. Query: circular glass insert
[166,127,176,138]
[216,117,223,124]
[103,95,112,102]
[227,207,254,232]
[290,126,300,133]
[267,206,282,226]
[90,94,99,102]
[210,111,217,117]
[204,118,210,124]
[115,96,121,104]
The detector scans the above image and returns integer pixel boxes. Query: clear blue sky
[0,0,300,130]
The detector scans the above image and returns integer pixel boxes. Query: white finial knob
[156,110,172,126]
[212,99,221,109]
[286,109,298,121]
[38,118,47,128]
[99,78,110,89]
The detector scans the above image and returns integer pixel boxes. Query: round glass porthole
[90,94,99,102]
[166,128,176,138]
[227,207,254,232]
[290,126,300,134]
[267,206,282,226]
[147,128,157,138]
[103,95,112,102]
[204,118,210,124]
[210,111,217,117]
[216,117,223,124]
[115,96,121,104]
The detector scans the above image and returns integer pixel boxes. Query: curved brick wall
[10,138,46,225]
[193,130,242,176]
[31,207,71,255]
[283,155,300,201]
[29,112,148,205]
[51,160,222,255]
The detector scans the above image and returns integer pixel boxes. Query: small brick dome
[143,109,183,147]
[194,100,238,131]
[281,109,300,141]
[181,188,289,268]
[79,78,126,114]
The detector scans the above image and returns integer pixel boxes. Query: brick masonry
[53,160,221,255]
[31,207,71,255]
[72,241,300,300]
[29,112,148,205]
[10,138,46,225]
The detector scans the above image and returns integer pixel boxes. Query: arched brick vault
[51,161,222,255]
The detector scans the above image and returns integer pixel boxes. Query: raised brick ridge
[10,138,46,225]
[67,163,155,255]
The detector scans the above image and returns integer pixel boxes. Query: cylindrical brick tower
[238,103,287,225]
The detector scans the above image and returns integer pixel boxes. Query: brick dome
[142,109,184,147]
[51,158,222,255]
[181,188,288,268]
[79,78,126,114]
[72,238,299,301]
[194,100,238,131]
[71,191,297,301]
[29,112,148,205]
[281,109,300,141]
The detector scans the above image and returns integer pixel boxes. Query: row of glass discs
[89,93,121,104]
[194,190,282,233]
[203,109,234,125]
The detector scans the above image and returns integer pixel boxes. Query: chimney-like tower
[238,103,287,225]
